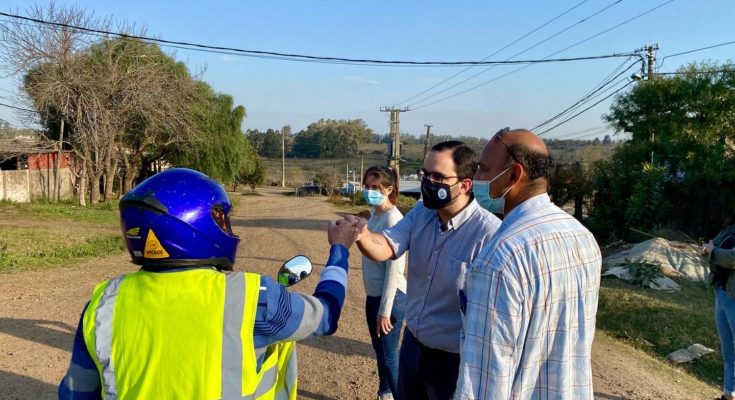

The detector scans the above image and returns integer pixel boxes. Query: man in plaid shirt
[455,128,601,399]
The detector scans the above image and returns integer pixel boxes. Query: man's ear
[509,163,524,185]
[459,178,473,194]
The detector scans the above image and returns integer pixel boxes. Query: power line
[557,127,612,141]
[658,69,734,75]
[397,0,594,105]
[0,101,38,114]
[548,126,608,139]
[568,129,617,141]
[402,0,626,107]
[538,80,634,136]
[408,0,672,110]
[531,60,638,131]
[0,11,649,68]
[661,39,735,61]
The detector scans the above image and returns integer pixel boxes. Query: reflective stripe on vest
[83,270,297,399]
[93,275,126,400]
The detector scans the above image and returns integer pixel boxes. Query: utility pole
[646,44,658,81]
[645,44,659,164]
[423,124,432,161]
[281,125,290,187]
[360,154,364,184]
[380,106,409,178]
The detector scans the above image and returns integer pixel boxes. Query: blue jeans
[716,288,735,397]
[396,329,460,400]
[366,290,406,396]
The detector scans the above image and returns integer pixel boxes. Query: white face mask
[472,166,512,215]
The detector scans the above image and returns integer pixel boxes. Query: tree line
[560,63,735,241]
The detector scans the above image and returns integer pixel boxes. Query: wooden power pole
[380,107,409,178]
[423,124,432,161]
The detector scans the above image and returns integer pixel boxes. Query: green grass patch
[0,200,120,226]
[0,201,125,272]
[0,233,124,272]
[597,277,721,385]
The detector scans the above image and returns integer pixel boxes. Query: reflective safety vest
[82,269,298,400]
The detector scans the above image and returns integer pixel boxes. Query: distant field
[263,140,616,188]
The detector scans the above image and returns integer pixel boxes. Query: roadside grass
[597,276,721,386]
[0,200,124,273]
[0,199,120,225]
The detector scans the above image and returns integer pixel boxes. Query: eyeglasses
[420,168,458,184]
[493,127,521,164]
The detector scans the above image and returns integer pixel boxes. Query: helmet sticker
[144,229,170,259]
[125,227,141,239]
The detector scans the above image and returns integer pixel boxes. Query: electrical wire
[397,0,594,105]
[402,0,627,107]
[408,0,672,110]
[547,125,607,139]
[0,11,648,68]
[531,59,638,131]
[662,40,735,61]
[657,69,734,75]
[537,80,634,136]
[0,101,38,113]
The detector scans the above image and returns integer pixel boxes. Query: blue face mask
[473,166,512,215]
[363,189,385,206]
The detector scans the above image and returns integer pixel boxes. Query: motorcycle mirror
[277,255,313,287]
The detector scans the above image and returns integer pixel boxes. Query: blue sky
[0,0,733,140]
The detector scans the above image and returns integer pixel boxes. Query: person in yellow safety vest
[58,168,356,400]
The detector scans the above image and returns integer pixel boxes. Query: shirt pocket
[452,258,469,292]
[453,258,469,316]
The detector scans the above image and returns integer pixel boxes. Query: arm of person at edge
[58,220,356,400]
[704,228,735,269]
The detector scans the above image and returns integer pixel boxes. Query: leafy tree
[168,85,257,185]
[292,119,373,158]
[235,156,266,191]
[588,63,735,240]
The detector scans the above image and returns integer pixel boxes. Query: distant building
[0,150,73,202]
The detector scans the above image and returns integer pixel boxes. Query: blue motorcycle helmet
[119,168,240,269]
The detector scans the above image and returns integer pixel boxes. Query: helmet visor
[211,205,234,235]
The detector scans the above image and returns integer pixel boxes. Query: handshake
[328,215,368,248]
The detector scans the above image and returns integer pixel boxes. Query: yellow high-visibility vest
[82,269,298,400]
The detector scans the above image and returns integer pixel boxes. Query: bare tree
[1,3,202,204]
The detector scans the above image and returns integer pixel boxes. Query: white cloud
[220,55,238,62]
[366,79,379,85]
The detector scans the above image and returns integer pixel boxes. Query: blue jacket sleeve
[58,306,102,400]
[253,244,349,348]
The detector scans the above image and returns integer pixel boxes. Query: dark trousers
[396,329,460,400]
[366,291,406,396]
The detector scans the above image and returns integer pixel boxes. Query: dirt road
[0,192,719,399]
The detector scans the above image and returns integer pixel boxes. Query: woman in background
[704,211,735,400]
[361,166,407,400]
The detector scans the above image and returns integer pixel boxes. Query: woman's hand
[377,315,393,337]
